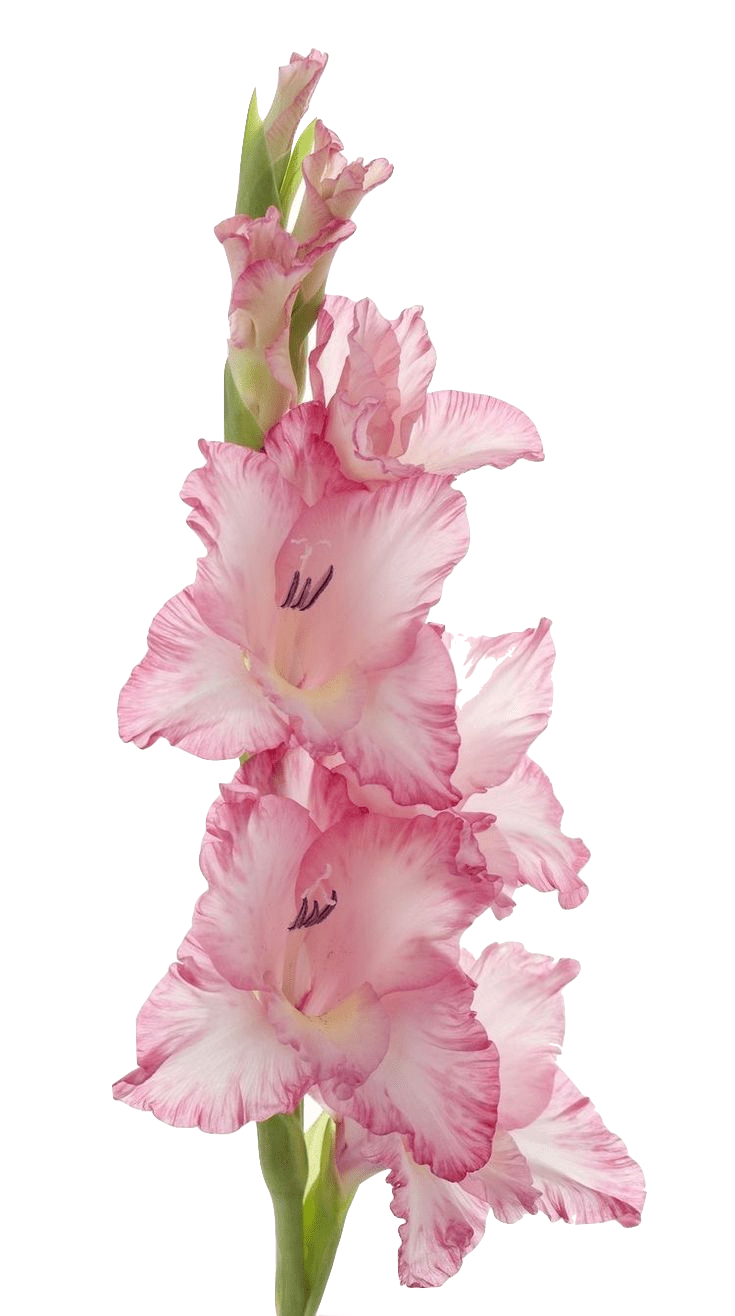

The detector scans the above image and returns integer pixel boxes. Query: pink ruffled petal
[195,794,319,993]
[389,1141,489,1288]
[451,620,555,795]
[310,295,358,404]
[390,304,437,450]
[233,746,362,832]
[326,973,498,1180]
[338,624,461,809]
[182,439,305,655]
[513,1070,645,1226]
[403,389,543,476]
[117,585,287,758]
[477,757,590,908]
[264,401,354,505]
[264,982,390,1095]
[112,941,311,1132]
[468,1128,540,1224]
[296,813,489,1009]
[273,475,469,687]
[467,942,579,1129]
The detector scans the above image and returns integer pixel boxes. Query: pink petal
[325,974,498,1180]
[451,620,555,796]
[112,940,311,1132]
[195,794,320,993]
[265,982,390,1095]
[117,585,286,758]
[469,1129,540,1224]
[476,756,590,908]
[310,295,359,404]
[182,439,305,655]
[339,624,461,809]
[264,401,354,505]
[261,48,328,165]
[403,389,543,475]
[233,746,362,832]
[273,475,469,687]
[389,1141,489,1288]
[513,1070,645,1225]
[467,941,580,1129]
[296,812,489,1009]
[311,296,436,481]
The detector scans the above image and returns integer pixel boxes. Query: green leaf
[236,90,281,219]
[223,360,264,449]
[279,118,316,224]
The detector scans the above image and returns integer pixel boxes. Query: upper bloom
[309,294,544,483]
[114,751,498,1179]
[118,437,469,808]
[332,940,645,1287]
[326,618,590,911]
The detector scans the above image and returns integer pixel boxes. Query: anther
[287,888,338,930]
[280,564,335,612]
[281,571,300,608]
[300,564,334,611]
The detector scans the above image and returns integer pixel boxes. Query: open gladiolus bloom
[114,46,643,1316]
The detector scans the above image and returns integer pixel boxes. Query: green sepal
[279,119,316,224]
[236,90,282,219]
[302,1113,356,1316]
[223,360,264,449]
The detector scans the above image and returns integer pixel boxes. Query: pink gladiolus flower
[216,208,355,433]
[333,942,645,1287]
[113,755,499,1179]
[118,439,469,808]
[309,294,544,482]
[325,619,589,911]
[292,122,393,304]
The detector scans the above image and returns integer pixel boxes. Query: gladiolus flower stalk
[114,47,644,1316]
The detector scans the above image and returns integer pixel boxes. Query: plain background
[3,1,732,1312]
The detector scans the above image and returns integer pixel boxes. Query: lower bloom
[331,941,645,1287]
[114,753,499,1180]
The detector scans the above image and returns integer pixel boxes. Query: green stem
[257,1110,309,1316]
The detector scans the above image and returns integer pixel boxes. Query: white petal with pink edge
[451,620,555,796]
[389,1142,489,1288]
[477,756,590,908]
[295,812,488,1010]
[274,475,469,686]
[117,585,287,758]
[468,1128,540,1223]
[182,440,305,654]
[195,794,320,993]
[264,402,353,506]
[112,945,311,1132]
[325,973,498,1181]
[467,941,579,1129]
[513,1070,645,1225]
[403,389,543,475]
[265,983,390,1095]
[339,624,460,809]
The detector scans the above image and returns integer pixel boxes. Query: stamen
[287,896,309,931]
[287,888,338,930]
[300,564,334,611]
[293,575,312,609]
[281,570,300,608]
